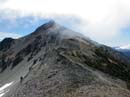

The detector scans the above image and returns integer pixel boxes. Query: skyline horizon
[0,0,130,47]
[0,19,129,47]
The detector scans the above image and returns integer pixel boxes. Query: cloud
[0,32,21,40]
[0,0,130,46]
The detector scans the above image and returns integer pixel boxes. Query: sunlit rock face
[0,21,130,97]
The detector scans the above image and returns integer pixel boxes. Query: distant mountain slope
[116,44,130,50]
[0,21,130,97]
[115,44,130,57]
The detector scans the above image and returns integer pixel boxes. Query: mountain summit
[0,21,130,97]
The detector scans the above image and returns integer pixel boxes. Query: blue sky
[0,16,50,36]
[0,0,130,47]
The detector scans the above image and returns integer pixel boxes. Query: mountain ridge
[0,21,130,97]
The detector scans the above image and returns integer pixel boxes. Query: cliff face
[0,21,130,97]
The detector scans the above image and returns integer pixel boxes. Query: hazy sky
[0,0,130,46]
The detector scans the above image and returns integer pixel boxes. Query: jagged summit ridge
[30,20,89,43]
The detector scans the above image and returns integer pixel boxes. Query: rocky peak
[35,20,56,32]
[1,21,130,97]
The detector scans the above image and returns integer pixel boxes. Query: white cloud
[1,0,116,23]
[0,32,21,40]
[0,0,130,45]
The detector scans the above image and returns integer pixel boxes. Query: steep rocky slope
[0,21,130,97]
